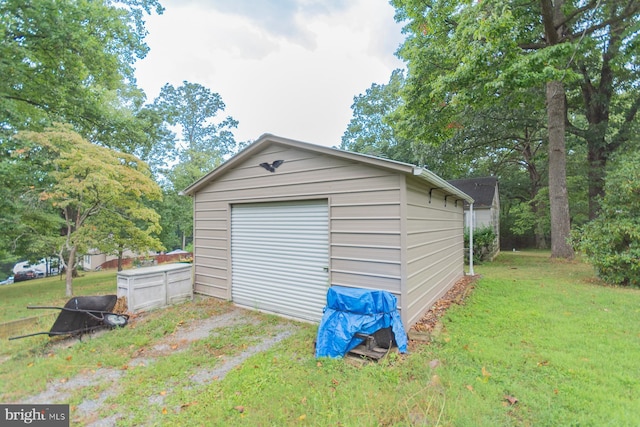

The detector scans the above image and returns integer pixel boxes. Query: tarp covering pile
[315,286,408,358]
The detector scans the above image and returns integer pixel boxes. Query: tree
[92,206,164,272]
[391,0,639,258]
[341,70,416,163]
[0,0,166,262]
[152,82,239,250]
[16,124,163,296]
[0,0,163,137]
[566,1,640,219]
[153,81,238,165]
[575,149,640,286]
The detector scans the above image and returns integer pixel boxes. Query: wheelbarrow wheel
[104,314,128,327]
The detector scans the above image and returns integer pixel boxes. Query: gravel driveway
[18,305,301,426]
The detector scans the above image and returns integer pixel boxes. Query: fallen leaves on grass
[409,275,477,339]
[478,366,491,383]
[504,395,519,405]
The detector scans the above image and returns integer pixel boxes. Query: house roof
[448,177,498,208]
[182,134,474,203]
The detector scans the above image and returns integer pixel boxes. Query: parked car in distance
[0,276,13,285]
[14,270,37,282]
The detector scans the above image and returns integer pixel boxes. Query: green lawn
[1,252,639,426]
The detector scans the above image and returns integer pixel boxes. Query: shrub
[465,226,497,264]
[574,151,640,286]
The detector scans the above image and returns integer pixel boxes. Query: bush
[574,151,640,286]
[465,226,497,264]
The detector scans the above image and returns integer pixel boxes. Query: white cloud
[134,0,405,147]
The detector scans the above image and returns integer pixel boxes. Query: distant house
[80,249,139,271]
[449,177,500,256]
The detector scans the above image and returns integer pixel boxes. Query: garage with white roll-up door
[183,134,474,329]
[231,200,329,322]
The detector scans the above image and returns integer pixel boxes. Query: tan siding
[331,245,400,262]
[404,178,465,327]
[196,175,400,202]
[331,258,401,277]
[331,232,401,248]
[331,203,401,218]
[192,191,229,298]
[331,218,400,233]
[331,189,400,205]
[330,195,402,295]
[192,144,404,302]
[332,271,401,290]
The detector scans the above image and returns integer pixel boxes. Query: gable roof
[448,177,498,208]
[182,133,473,203]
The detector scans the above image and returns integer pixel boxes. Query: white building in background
[13,258,59,276]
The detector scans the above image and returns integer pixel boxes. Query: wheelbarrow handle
[8,332,51,340]
[27,306,115,321]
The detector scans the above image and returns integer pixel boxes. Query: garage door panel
[231,200,329,322]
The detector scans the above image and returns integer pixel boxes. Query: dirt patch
[408,275,478,348]
[19,306,301,426]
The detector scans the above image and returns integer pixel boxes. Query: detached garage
[182,134,473,328]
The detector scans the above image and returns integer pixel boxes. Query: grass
[0,271,116,323]
[1,252,640,426]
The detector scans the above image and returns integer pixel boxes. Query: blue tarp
[315,286,408,358]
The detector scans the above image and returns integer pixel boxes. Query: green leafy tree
[154,81,238,165]
[0,0,166,263]
[391,0,639,258]
[564,2,640,219]
[0,0,163,136]
[0,135,63,261]
[341,70,416,163]
[341,71,554,246]
[16,124,163,296]
[153,82,239,250]
[575,149,640,286]
[92,206,164,272]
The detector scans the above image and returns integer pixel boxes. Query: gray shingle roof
[448,177,498,208]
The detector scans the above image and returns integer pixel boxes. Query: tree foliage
[389,0,639,258]
[0,0,163,139]
[154,81,238,167]
[152,81,239,251]
[0,0,169,276]
[15,124,163,295]
[575,149,640,287]
[341,70,416,163]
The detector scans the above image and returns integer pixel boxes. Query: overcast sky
[134,0,406,147]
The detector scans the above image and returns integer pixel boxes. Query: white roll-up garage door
[231,200,329,322]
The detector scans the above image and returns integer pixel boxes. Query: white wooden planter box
[117,263,193,312]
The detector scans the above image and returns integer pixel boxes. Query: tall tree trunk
[546,80,574,259]
[65,245,76,297]
[117,247,124,272]
[587,143,606,219]
[522,140,547,248]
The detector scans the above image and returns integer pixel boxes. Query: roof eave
[414,167,475,204]
[181,133,474,204]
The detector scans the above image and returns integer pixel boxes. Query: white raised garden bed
[117,263,193,312]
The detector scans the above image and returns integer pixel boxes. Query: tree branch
[610,94,640,151]
[560,1,640,43]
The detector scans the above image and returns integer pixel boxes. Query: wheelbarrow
[9,295,129,340]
